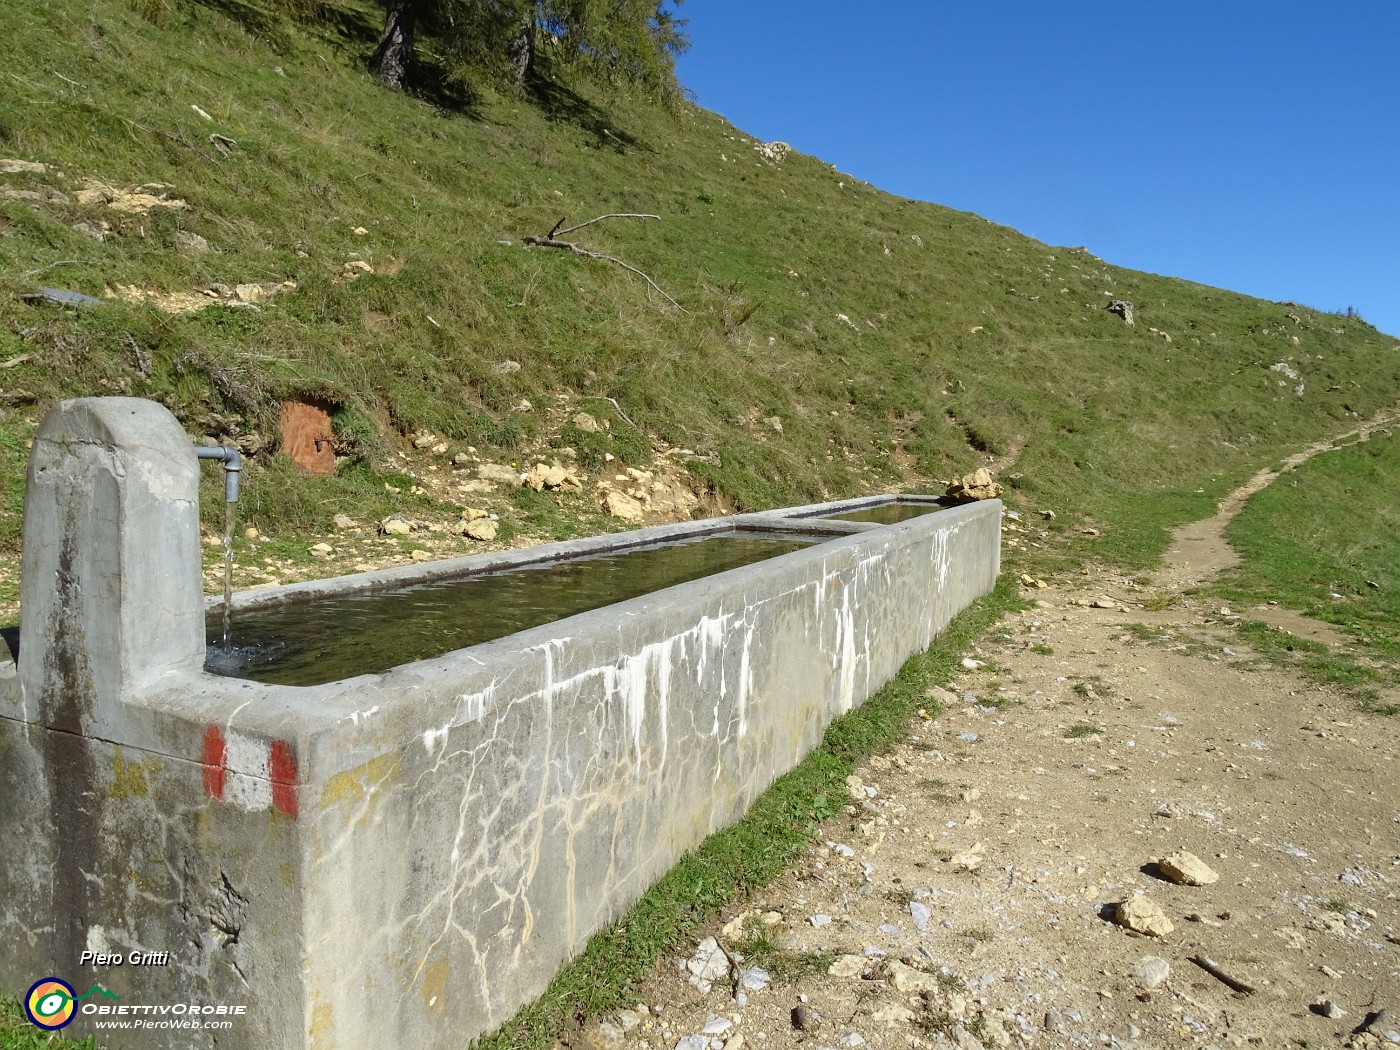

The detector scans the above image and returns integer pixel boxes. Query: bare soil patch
[571,429,1400,1050]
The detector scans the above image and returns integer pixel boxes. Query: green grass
[1065,723,1104,739]
[1213,429,1400,712]
[469,576,1025,1049]
[1,995,96,1050]
[0,0,1397,564]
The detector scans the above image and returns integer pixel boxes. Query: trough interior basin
[206,529,830,686]
[821,501,944,525]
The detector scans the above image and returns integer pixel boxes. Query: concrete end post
[17,397,205,729]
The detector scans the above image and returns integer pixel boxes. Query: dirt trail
[570,430,1400,1050]
[1162,409,1400,644]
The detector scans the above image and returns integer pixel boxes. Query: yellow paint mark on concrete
[318,752,401,817]
[308,1000,334,1049]
[110,748,152,799]
[421,956,448,1015]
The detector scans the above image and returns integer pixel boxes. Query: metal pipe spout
[196,444,242,503]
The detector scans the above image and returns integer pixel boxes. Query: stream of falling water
[221,500,235,646]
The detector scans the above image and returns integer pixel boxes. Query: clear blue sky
[675,3,1400,338]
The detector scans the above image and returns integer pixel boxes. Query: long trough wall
[0,397,1000,1048]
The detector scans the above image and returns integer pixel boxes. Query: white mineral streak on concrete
[838,585,858,713]
[695,612,725,680]
[223,731,272,811]
[656,644,671,768]
[609,635,679,775]
[321,753,400,857]
[424,680,499,753]
[343,536,975,1042]
[86,925,113,957]
[931,527,952,588]
[347,705,381,726]
[736,621,755,739]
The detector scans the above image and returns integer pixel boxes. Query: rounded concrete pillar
[18,397,205,733]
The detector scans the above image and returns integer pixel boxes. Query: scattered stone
[72,220,108,242]
[74,178,188,213]
[720,911,755,939]
[1114,896,1173,937]
[309,542,333,556]
[738,966,770,991]
[1158,850,1219,886]
[0,159,47,174]
[701,1016,732,1036]
[871,1004,916,1024]
[494,359,522,374]
[909,901,932,931]
[754,140,791,164]
[790,1005,817,1031]
[1132,956,1171,988]
[946,467,1001,502]
[477,463,523,485]
[809,914,832,929]
[1106,299,1135,325]
[828,955,864,978]
[947,845,983,871]
[410,549,432,563]
[571,411,603,433]
[1019,573,1047,589]
[763,415,783,433]
[926,685,959,706]
[243,526,259,539]
[888,961,940,994]
[24,287,103,308]
[605,490,645,522]
[675,1037,708,1050]
[465,519,498,541]
[686,938,730,983]
[1088,596,1121,610]
[175,230,211,253]
[381,517,413,536]
[583,1020,626,1049]
[1311,999,1344,1020]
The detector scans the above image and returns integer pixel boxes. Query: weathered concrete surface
[0,397,999,1049]
[0,399,302,1048]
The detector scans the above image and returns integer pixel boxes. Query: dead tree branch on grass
[524,213,685,312]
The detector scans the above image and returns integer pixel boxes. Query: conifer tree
[370,0,687,101]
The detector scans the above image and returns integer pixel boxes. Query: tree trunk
[508,17,536,84]
[370,0,418,90]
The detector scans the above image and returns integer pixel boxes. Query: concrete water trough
[0,398,1001,1048]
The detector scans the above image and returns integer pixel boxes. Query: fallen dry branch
[524,212,684,311]
[1189,954,1256,995]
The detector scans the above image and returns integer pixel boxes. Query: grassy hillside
[1,0,1397,582]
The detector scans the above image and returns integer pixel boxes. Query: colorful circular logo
[25,977,76,1030]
